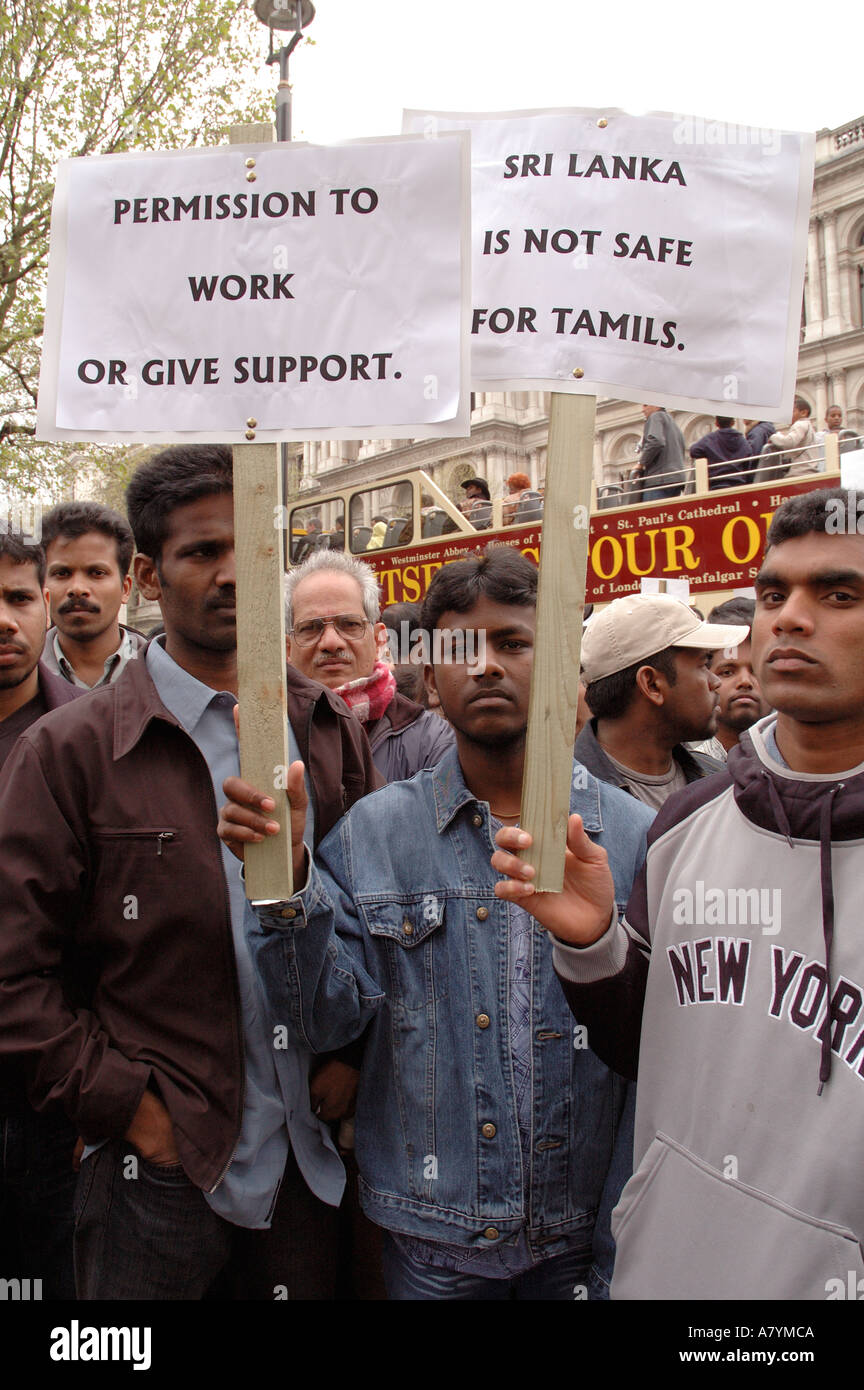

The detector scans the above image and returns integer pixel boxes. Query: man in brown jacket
[0,446,378,1300]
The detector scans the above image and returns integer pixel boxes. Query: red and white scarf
[333,660,396,724]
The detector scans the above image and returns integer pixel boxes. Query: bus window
[289,502,346,562]
[349,482,414,553]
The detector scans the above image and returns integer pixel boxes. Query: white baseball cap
[581,594,750,684]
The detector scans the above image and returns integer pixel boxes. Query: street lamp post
[252,0,316,143]
[252,1,316,509]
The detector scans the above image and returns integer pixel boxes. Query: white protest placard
[38,133,470,442]
[404,107,814,417]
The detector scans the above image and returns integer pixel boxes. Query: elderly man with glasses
[285,551,454,784]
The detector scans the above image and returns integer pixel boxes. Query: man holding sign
[493,488,864,1300]
[220,550,651,1299]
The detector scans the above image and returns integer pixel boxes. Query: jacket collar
[575,717,717,788]
[113,641,184,760]
[728,716,864,842]
[38,662,83,712]
[376,689,424,735]
[113,639,361,761]
[432,745,480,832]
[430,743,604,835]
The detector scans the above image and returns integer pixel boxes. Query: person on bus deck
[688,598,772,762]
[459,477,493,529]
[636,405,686,500]
[40,501,146,689]
[689,417,753,491]
[502,473,543,526]
[743,419,776,475]
[0,445,379,1301]
[218,549,652,1300]
[574,594,748,809]
[822,405,859,455]
[764,397,822,477]
[285,550,454,783]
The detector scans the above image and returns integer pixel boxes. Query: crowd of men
[0,442,862,1301]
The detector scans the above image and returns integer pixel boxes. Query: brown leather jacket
[0,647,378,1191]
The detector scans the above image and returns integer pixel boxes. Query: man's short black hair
[585,648,678,720]
[126,445,233,563]
[708,597,755,629]
[764,486,853,553]
[40,501,134,578]
[381,600,422,634]
[420,546,536,635]
[716,416,735,429]
[0,527,45,586]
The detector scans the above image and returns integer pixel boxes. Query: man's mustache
[59,599,99,614]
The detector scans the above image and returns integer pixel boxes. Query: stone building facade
[288,114,864,510]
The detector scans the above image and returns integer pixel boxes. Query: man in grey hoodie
[493,486,864,1300]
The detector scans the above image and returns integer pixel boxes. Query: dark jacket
[639,409,686,489]
[744,421,775,472]
[0,663,81,774]
[366,691,455,782]
[690,427,753,489]
[0,665,83,1110]
[575,717,723,794]
[0,647,378,1190]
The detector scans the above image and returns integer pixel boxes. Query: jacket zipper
[96,829,175,857]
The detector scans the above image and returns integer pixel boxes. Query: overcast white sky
[272,0,861,145]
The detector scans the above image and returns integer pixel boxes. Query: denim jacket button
[481,1122,496,1139]
[280,907,297,919]
[476,1013,490,1029]
[401,920,414,936]
[471,813,483,827]
[475,906,489,921]
[483,1226,499,1240]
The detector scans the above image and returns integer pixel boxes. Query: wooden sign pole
[519,391,596,892]
[229,122,294,902]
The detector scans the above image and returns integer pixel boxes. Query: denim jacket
[251,747,653,1259]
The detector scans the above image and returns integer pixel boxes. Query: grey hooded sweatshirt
[554,715,864,1300]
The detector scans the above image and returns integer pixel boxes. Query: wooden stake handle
[233,444,294,901]
[519,392,596,891]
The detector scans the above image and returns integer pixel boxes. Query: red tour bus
[284,433,855,612]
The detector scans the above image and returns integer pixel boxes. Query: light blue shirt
[763,719,788,767]
[146,638,344,1227]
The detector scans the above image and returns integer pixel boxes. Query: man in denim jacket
[221,550,652,1299]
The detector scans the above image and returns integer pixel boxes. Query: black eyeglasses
[289,614,370,646]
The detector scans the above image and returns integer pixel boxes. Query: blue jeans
[0,1106,77,1300]
[74,1141,339,1300]
[641,484,683,501]
[380,1231,594,1301]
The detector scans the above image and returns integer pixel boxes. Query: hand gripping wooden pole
[519,391,596,891]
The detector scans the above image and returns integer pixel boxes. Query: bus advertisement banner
[364,476,827,607]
